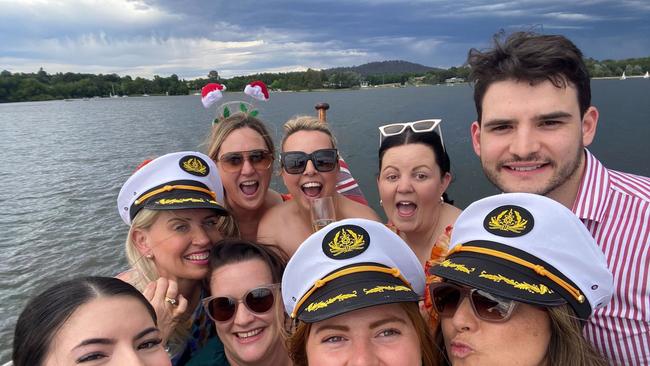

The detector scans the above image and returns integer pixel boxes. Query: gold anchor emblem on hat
[488,209,528,234]
[182,157,207,175]
[328,228,365,256]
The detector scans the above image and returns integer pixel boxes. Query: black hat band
[448,244,585,304]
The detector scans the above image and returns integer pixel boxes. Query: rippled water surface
[1,80,649,362]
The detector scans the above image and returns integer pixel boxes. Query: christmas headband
[201,80,270,125]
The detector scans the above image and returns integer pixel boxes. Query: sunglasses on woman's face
[217,149,273,173]
[378,119,444,149]
[202,284,279,322]
[280,148,338,174]
[429,282,518,322]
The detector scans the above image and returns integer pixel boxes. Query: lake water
[1,79,649,362]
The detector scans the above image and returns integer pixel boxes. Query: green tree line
[2,56,648,103]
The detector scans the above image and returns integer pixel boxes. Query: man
[468,31,649,365]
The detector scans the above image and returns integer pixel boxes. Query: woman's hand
[143,277,189,343]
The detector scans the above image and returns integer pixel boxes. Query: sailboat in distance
[620,71,627,80]
[644,71,649,79]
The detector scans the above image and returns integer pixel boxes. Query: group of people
[12,31,648,366]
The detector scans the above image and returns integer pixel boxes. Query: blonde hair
[286,302,436,366]
[281,115,337,151]
[432,304,608,366]
[205,113,275,162]
[124,208,237,358]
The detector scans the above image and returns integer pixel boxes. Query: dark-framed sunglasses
[202,284,280,322]
[429,282,518,322]
[378,119,444,149]
[280,148,338,175]
[217,149,273,173]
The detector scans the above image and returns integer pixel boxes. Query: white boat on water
[644,71,649,79]
[620,72,626,80]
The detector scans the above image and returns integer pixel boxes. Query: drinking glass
[310,197,336,232]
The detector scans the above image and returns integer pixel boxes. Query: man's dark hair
[467,31,591,123]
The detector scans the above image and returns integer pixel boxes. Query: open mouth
[183,250,209,264]
[301,182,322,197]
[396,201,417,217]
[240,180,259,196]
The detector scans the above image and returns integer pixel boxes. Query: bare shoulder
[258,201,296,245]
[341,198,381,221]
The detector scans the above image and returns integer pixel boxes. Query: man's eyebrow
[535,111,573,120]
[482,118,515,127]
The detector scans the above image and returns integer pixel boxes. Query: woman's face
[440,293,551,366]
[134,209,224,281]
[281,130,338,212]
[209,259,281,365]
[44,296,170,366]
[306,303,422,366]
[378,143,450,234]
[217,127,273,212]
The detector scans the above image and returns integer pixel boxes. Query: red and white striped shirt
[574,150,650,366]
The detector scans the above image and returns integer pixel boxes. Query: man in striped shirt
[467,31,649,365]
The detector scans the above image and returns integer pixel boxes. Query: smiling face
[378,143,451,235]
[281,130,338,212]
[44,296,170,366]
[305,303,422,366]
[217,127,273,213]
[440,295,550,366]
[471,79,598,204]
[133,209,224,281]
[209,259,282,365]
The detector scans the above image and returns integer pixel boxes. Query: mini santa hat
[201,83,226,109]
[244,80,269,101]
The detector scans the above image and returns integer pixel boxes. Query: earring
[145,253,153,259]
[379,199,383,207]
[440,196,444,204]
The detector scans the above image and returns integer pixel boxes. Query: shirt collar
[572,149,611,223]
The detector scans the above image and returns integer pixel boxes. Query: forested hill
[326,60,438,76]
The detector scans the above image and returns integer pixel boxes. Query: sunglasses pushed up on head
[202,284,280,322]
[429,282,518,322]
[378,119,444,149]
[280,148,339,174]
[217,149,273,173]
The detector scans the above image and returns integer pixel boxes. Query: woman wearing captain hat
[116,151,236,365]
[282,218,436,366]
[428,193,613,365]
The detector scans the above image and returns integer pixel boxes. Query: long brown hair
[433,304,608,366]
[287,302,437,366]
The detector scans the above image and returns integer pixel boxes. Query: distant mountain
[325,60,439,76]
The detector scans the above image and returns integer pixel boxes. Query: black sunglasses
[202,284,279,322]
[217,149,273,173]
[429,282,518,322]
[280,148,338,174]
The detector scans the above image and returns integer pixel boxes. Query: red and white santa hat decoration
[244,80,270,101]
[201,83,226,109]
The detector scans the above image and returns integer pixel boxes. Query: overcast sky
[1,0,649,79]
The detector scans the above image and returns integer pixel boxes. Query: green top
[185,336,230,366]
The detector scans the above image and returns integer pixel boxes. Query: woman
[116,151,235,364]
[187,239,291,365]
[429,193,613,365]
[258,116,379,255]
[206,113,285,240]
[282,218,436,366]
[377,119,461,265]
[13,276,171,366]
